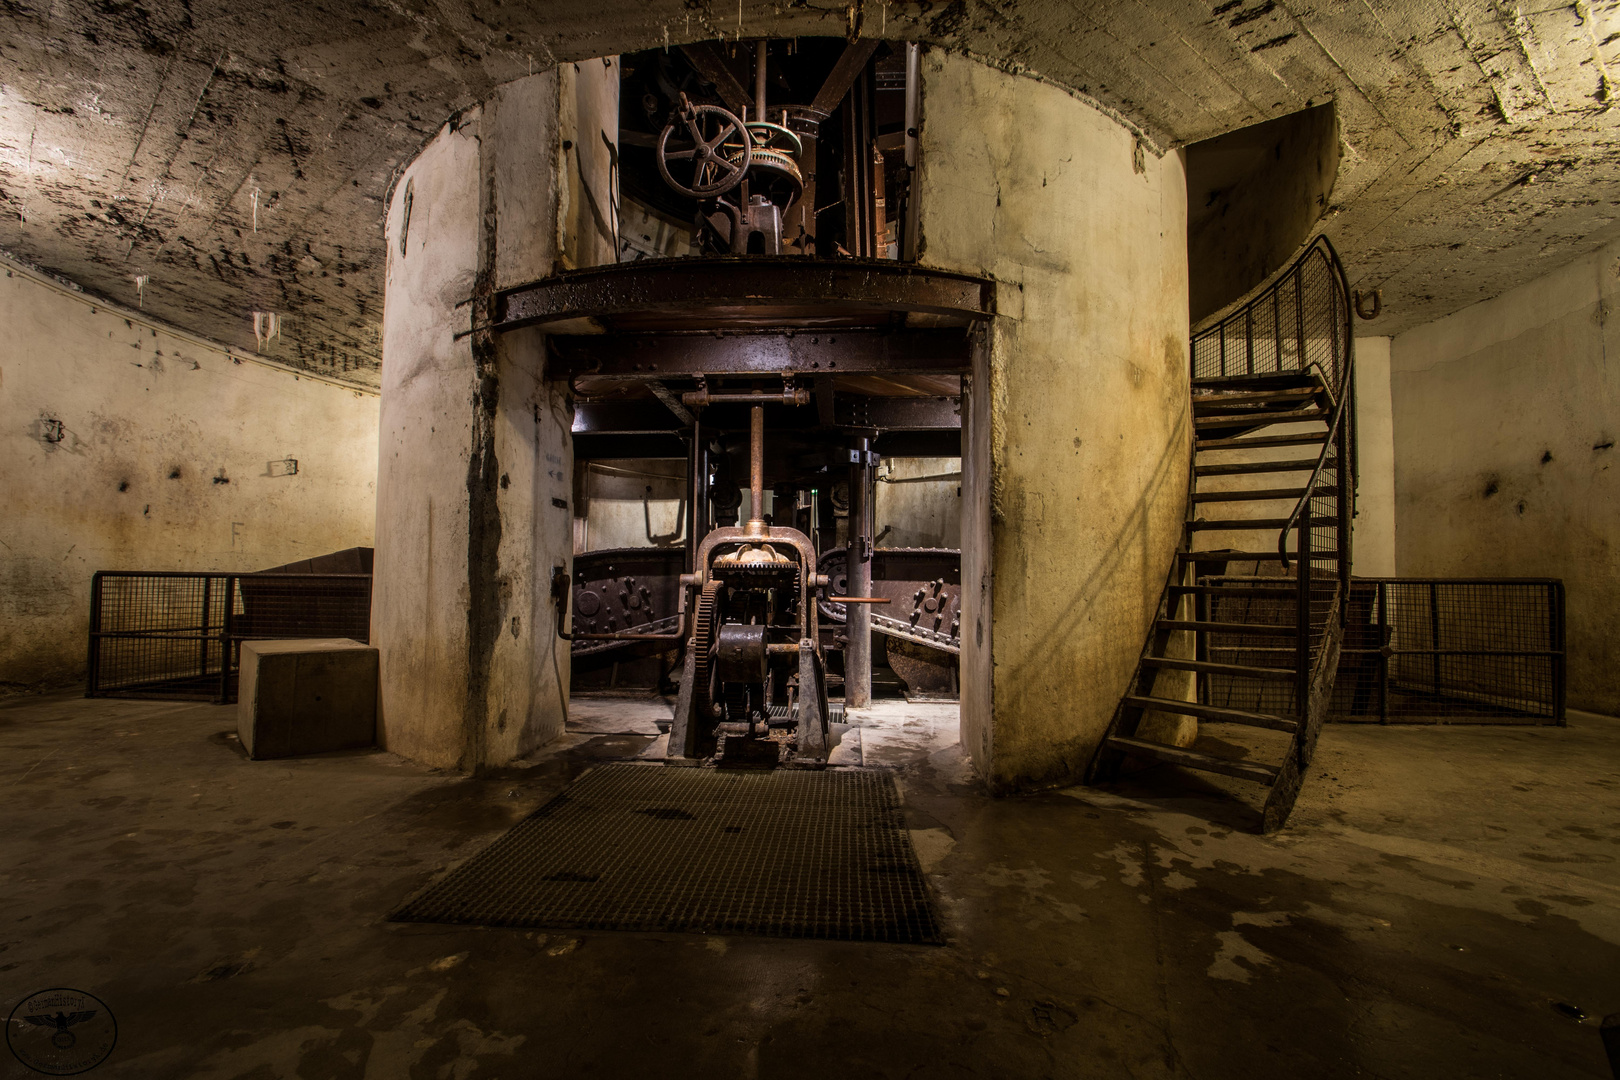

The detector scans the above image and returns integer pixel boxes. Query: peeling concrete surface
[371,66,611,771]
[3,691,1617,1078]
[0,4,1617,384]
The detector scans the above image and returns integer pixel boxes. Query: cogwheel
[691,580,723,713]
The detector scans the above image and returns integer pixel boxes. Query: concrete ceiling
[2,1,1616,390]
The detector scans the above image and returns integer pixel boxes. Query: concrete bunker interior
[4,6,1620,1077]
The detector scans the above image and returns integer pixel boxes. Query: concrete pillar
[918,52,1191,792]
[845,437,875,707]
[372,62,619,771]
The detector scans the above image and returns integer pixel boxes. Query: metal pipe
[749,404,765,529]
[903,42,920,169]
[686,413,702,573]
[829,597,891,603]
[755,40,768,124]
[680,388,810,407]
[846,436,874,707]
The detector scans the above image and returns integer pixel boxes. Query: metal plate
[391,764,941,944]
[497,257,995,335]
[570,548,686,660]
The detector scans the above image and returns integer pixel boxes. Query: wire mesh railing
[1334,578,1565,724]
[86,571,372,704]
[1204,577,1565,725]
[1192,236,1351,392]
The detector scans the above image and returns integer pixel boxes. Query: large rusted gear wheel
[691,580,724,715]
[657,95,751,199]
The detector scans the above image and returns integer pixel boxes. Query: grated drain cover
[391,764,942,944]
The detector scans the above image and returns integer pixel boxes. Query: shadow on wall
[992,377,1193,787]
[1186,102,1339,325]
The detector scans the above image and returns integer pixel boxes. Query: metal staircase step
[1192,486,1322,502]
[1156,618,1295,636]
[1195,458,1334,476]
[1179,550,1337,562]
[1188,517,1337,533]
[1194,408,1328,429]
[1191,373,1320,391]
[1167,583,1297,599]
[1123,695,1299,733]
[1197,432,1328,450]
[1187,517,1292,531]
[1192,388,1319,407]
[1141,656,1298,680]
[1104,736,1281,785]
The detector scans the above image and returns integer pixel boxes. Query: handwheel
[657,94,752,199]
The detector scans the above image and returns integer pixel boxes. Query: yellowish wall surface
[1391,240,1620,715]
[918,52,1191,790]
[1353,336,1397,577]
[0,260,378,693]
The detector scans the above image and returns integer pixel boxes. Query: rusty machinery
[556,388,893,766]
[818,547,962,700]
[656,42,805,255]
[665,393,890,767]
[563,543,965,703]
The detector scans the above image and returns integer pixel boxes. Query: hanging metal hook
[1354,289,1383,320]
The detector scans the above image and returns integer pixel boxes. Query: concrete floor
[3,691,1618,1079]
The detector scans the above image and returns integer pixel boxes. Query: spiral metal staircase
[1089,237,1356,832]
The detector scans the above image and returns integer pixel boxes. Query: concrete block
[238,639,379,760]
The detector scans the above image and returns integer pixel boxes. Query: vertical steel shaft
[846,437,874,707]
[749,404,765,528]
[755,41,768,123]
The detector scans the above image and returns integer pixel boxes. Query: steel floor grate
[391,764,943,944]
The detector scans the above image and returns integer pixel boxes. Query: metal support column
[847,436,875,707]
[686,415,705,573]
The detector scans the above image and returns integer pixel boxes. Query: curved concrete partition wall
[373,63,618,770]
[919,52,1191,792]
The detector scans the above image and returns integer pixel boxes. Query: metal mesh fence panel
[1332,579,1564,724]
[1205,577,1564,724]
[87,571,372,703]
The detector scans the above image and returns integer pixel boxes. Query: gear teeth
[691,580,724,714]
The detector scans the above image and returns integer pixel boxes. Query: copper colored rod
[828,597,892,603]
[749,404,765,526]
[755,40,768,122]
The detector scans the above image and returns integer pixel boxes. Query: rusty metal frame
[836,395,961,430]
[496,258,995,333]
[550,328,971,381]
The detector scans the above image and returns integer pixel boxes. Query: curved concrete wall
[0,259,378,695]
[917,51,1191,791]
[373,64,617,770]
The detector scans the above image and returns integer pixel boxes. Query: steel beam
[548,328,969,380]
[496,258,995,333]
[837,395,961,430]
